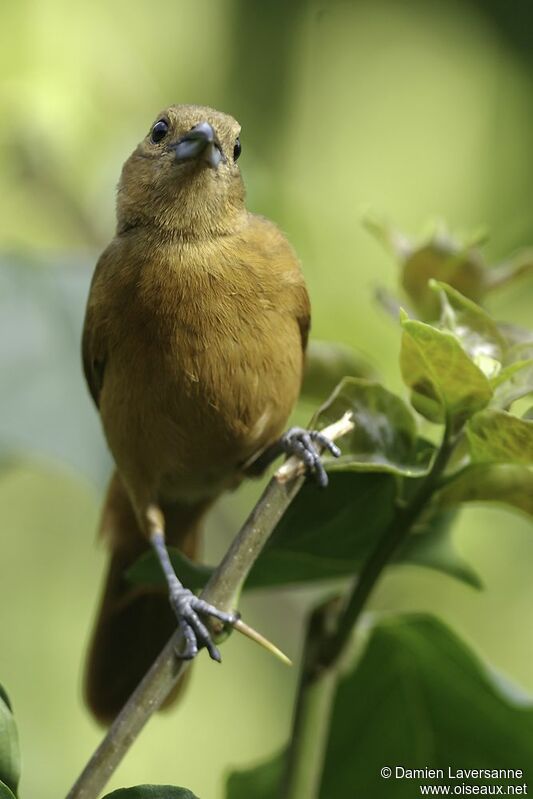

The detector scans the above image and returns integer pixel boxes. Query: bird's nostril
[188,122,215,142]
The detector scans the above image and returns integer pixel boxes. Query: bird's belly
[100,314,302,504]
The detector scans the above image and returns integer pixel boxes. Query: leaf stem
[280,599,341,799]
[319,423,455,670]
[279,425,456,799]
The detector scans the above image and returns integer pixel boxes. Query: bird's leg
[246,427,341,488]
[146,505,239,662]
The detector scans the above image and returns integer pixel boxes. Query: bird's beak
[173,122,225,169]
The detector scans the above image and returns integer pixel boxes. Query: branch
[280,424,456,796]
[65,414,352,799]
[319,422,454,669]
[280,598,341,799]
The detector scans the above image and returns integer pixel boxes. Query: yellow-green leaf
[431,281,505,375]
[0,688,19,797]
[400,319,492,423]
[435,464,533,517]
[466,409,533,465]
[402,240,485,320]
[313,378,434,475]
[0,781,16,799]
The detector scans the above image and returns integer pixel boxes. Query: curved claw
[281,427,340,488]
[177,618,200,660]
[309,431,342,458]
[170,587,238,662]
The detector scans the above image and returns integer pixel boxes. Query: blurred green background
[2,1,533,797]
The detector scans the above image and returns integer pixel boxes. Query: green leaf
[493,348,533,408]
[367,219,533,321]
[431,281,505,377]
[313,378,435,476]
[0,781,16,799]
[364,217,490,308]
[227,615,533,798]
[130,472,478,592]
[0,687,19,797]
[493,360,533,408]
[435,463,533,517]
[301,340,376,403]
[466,409,533,465]
[251,472,396,573]
[491,358,533,390]
[315,301,533,426]
[402,239,485,321]
[0,690,11,715]
[400,318,492,423]
[226,754,283,799]
[490,323,533,407]
[320,615,533,796]
[129,473,397,590]
[102,787,199,799]
[398,509,482,589]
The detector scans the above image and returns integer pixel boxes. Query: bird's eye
[233,137,242,161]
[151,119,169,144]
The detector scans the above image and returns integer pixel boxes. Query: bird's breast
[158,282,302,444]
[100,258,302,500]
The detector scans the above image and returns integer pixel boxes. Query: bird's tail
[84,471,207,724]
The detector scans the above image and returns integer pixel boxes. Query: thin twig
[234,618,292,666]
[65,415,350,799]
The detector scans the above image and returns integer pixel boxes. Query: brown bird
[82,104,339,723]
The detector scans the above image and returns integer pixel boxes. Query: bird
[82,104,339,723]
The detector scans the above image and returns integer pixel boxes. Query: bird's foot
[281,427,341,488]
[169,585,239,662]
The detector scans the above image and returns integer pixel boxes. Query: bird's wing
[82,246,116,408]
[246,214,311,356]
[294,280,311,355]
[82,318,106,408]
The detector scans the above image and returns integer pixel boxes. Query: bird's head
[117,104,246,238]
